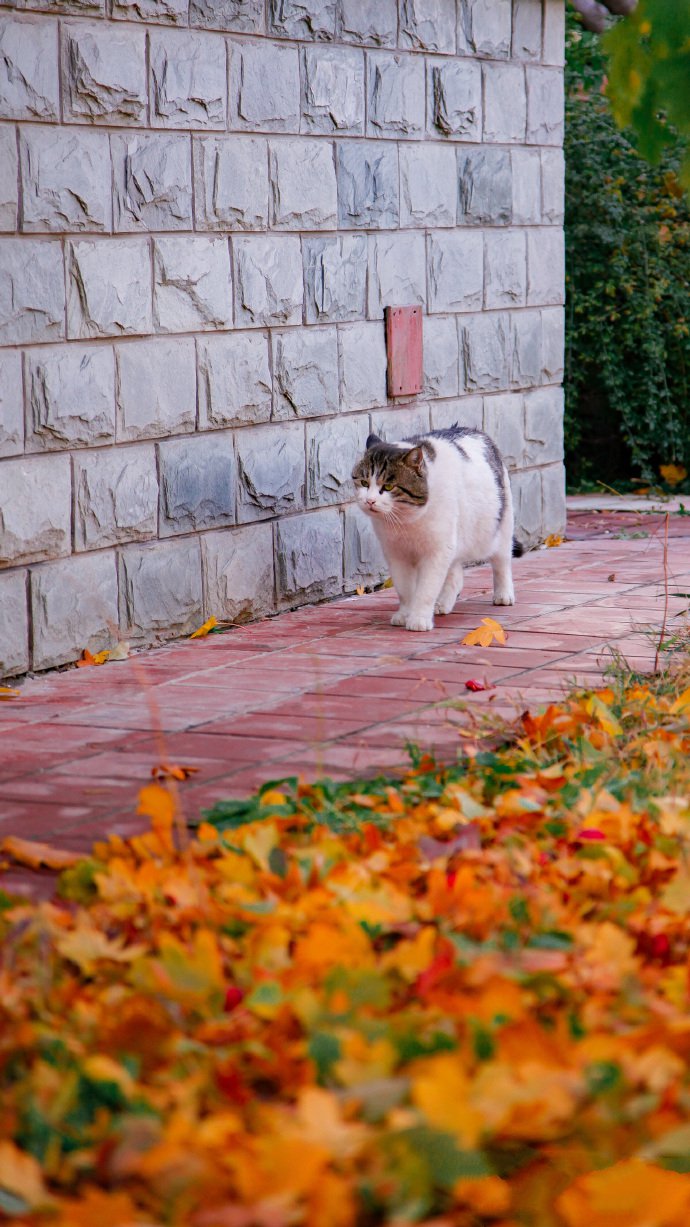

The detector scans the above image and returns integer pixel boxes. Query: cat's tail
[512,537,525,558]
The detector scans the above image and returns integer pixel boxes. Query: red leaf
[465,679,494,692]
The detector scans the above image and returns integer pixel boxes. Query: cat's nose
[366,497,376,507]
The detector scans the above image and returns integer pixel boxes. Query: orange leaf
[76,648,96,667]
[660,463,687,487]
[0,1141,54,1211]
[0,686,20,700]
[545,533,564,547]
[462,617,507,648]
[0,836,80,871]
[151,763,200,782]
[556,1159,690,1227]
[356,585,365,596]
[189,616,218,639]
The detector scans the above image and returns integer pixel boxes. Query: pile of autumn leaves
[3,676,690,1227]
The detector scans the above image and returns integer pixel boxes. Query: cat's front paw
[390,609,407,626]
[434,596,457,616]
[493,592,515,607]
[405,613,434,632]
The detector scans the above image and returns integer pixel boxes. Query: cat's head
[351,434,429,519]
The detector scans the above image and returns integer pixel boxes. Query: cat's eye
[381,483,394,492]
[359,478,368,487]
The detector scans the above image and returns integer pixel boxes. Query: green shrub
[565,15,690,487]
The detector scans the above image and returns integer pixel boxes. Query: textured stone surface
[423,315,460,399]
[67,238,152,338]
[367,232,426,320]
[270,139,337,230]
[484,230,527,309]
[301,45,364,134]
[0,239,64,345]
[367,52,425,138]
[457,0,512,58]
[25,345,115,451]
[112,132,193,232]
[269,0,336,39]
[119,538,203,638]
[543,0,566,67]
[429,395,483,432]
[541,305,565,383]
[458,147,511,225]
[0,454,71,566]
[276,509,343,607]
[236,422,305,522]
[339,0,396,46]
[370,403,431,441]
[509,309,542,390]
[304,234,367,324]
[74,444,158,550]
[541,462,566,534]
[511,147,542,225]
[20,126,110,232]
[336,141,398,229]
[233,235,303,327]
[0,17,59,120]
[32,551,119,670]
[112,0,187,21]
[483,392,525,470]
[0,571,29,677]
[62,22,147,124]
[116,337,197,440]
[150,30,226,129]
[524,385,564,465]
[230,40,300,133]
[190,0,264,31]
[428,231,483,313]
[427,58,481,140]
[510,466,542,545]
[272,328,339,420]
[0,126,18,231]
[483,62,527,143]
[193,136,269,232]
[461,312,510,392]
[0,351,24,457]
[343,504,386,588]
[198,332,272,428]
[400,144,456,227]
[18,0,104,14]
[159,433,236,535]
[400,0,456,52]
[202,523,275,624]
[339,321,387,411]
[153,236,232,332]
[527,65,564,146]
[541,148,565,223]
[307,415,369,506]
[527,228,565,306]
[512,0,542,59]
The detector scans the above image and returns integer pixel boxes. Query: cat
[352,425,522,632]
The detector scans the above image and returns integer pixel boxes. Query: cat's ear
[366,433,382,450]
[403,446,425,473]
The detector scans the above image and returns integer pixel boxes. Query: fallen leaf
[356,586,365,596]
[0,1141,54,1212]
[151,763,200,782]
[464,679,494,692]
[76,649,97,668]
[607,573,616,582]
[462,618,507,648]
[556,1159,690,1227]
[382,577,394,589]
[0,686,20,700]
[0,836,80,871]
[108,640,130,661]
[190,616,218,639]
[660,463,687,487]
[545,533,564,547]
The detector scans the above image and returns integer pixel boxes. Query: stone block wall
[0,0,566,677]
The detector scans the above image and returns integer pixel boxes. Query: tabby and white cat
[352,425,521,632]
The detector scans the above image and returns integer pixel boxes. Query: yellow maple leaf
[411,1054,483,1147]
[660,463,687,487]
[57,916,146,974]
[189,616,218,639]
[545,533,564,547]
[462,617,507,648]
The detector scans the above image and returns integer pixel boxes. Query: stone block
[457,0,512,58]
[236,421,305,522]
[113,0,187,21]
[112,132,192,232]
[269,0,336,39]
[202,523,274,624]
[429,395,483,432]
[304,234,367,324]
[0,126,18,231]
[116,337,197,440]
[159,433,236,536]
[32,551,119,670]
[542,462,567,536]
[526,65,564,146]
[119,538,203,638]
[20,126,110,233]
[461,312,510,392]
[510,467,542,545]
[543,0,566,67]
[0,453,71,566]
[0,571,28,677]
[527,228,565,306]
[0,351,24,457]
[541,305,565,383]
[153,236,232,333]
[427,58,481,140]
[150,30,226,129]
[484,230,526,309]
[74,443,158,550]
[25,345,115,451]
[509,309,542,389]
[339,0,396,46]
[511,148,541,225]
[67,238,152,339]
[370,403,431,441]
[400,0,456,52]
[368,232,426,320]
[541,147,565,223]
[0,239,64,346]
[193,135,268,232]
[230,40,300,133]
[307,414,369,506]
[336,141,398,229]
[400,144,456,228]
[339,321,387,411]
[423,316,460,400]
[233,235,303,327]
[270,139,337,230]
[62,21,146,125]
[458,147,511,225]
[524,385,564,466]
[343,504,386,589]
[0,17,59,121]
[198,332,272,428]
[483,392,525,470]
[276,508,343,607]
[17,0,104,14]
[301,45,364,134]
[190,0,264,31]
[483,62,526,143]
[512,0,542,59]
[367,52,425,138]
[272,327,339,420]
[428,230,483,313]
